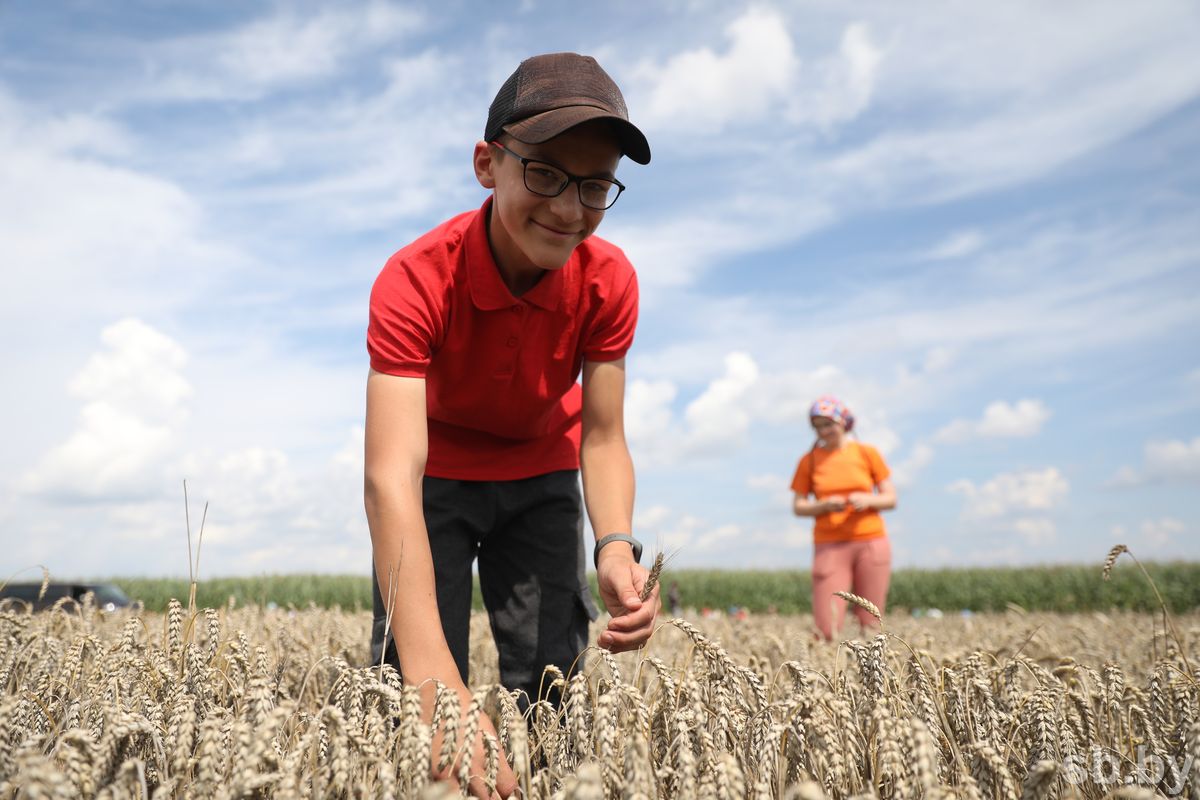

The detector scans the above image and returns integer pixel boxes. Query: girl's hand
[822,495,847,513]
[847,492,874,511]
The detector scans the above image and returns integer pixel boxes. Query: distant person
[364,53,660,797]
[790,395,896,640]
[667,580,682,617]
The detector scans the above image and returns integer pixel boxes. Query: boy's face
[474,120,622,274]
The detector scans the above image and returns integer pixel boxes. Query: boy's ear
[473,140,496,189]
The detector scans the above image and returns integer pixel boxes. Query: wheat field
[1,587,1198,798]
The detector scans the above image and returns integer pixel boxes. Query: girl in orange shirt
[791,395,897,640]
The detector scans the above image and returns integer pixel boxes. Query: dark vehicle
[0,582,137,612]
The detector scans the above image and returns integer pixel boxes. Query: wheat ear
[1102,543,1129,580]
[835,590,883,626]
[639,552,664,602]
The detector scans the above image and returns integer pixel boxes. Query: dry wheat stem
[2,574,1198,799]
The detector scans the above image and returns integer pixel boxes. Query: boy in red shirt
[364,52,658,796]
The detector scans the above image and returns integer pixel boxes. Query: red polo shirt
[367,198,639,480]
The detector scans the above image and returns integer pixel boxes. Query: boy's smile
[475,120,622,296]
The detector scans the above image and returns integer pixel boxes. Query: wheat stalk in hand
[639,552,664,602]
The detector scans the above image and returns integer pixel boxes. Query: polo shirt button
[511,305,522,313]
[506,336,518,347]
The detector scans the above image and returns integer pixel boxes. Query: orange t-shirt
[790,442,891,543]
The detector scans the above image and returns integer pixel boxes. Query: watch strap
[593,533,643,568]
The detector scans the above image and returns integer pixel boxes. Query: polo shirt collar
[467,198,565,312]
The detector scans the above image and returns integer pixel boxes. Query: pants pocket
[491,577,541,689]
[538,585,591,677]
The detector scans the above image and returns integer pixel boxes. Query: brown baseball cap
[485,52,651,165]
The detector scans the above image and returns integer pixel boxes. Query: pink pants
[811,537,892,640]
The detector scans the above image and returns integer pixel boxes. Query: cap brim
[503,106,651,165]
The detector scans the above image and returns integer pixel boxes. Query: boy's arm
[580,357,659,652]
[364,369,516,798]
[364,369,459,683]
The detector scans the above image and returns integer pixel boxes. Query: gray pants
[371,470,599,708]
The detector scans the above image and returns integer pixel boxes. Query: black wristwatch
[593,533,643,569]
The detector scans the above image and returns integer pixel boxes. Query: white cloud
[1139,517,1186,548]
[1106,466,1141,488]
[28,112,133,160]
[818,4,1200,204]
[1013,517,1056,546]
[745,473,785,492]
[948,467,1069,519]
[793,22,885,130]
[331,425,365,474]
[635,8,798,132]
[935,399,1051,443]
[1144,437,1200,481]
[633,507,723,554]
[890,443,934,489]
[921,347,959,374]
[856,422,901,459]
[0,92,252,350]
[615,2,1200,302]
[605,200,834,298]
[1111,518,1188,554]
[171,420,368,573]
[634,504,673,532]
[139,3,423,102]
[214,448,300,518]
[627,351,902,467]
[1,123,197,280]
[751,366,904,458]
[70,320,192,419]
[7,315,372,576]
[625,379,678,468]
[629,203,1200,397]
[681,352,759,455]
[634,11,884,135]
[920,229,986,261]
[1107,436,1200,486]
[626,352,760,464]
[747,364,856,427]
[19,319,190,501]
[745,472,792,510]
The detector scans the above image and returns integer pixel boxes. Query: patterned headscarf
[809,395,854,433]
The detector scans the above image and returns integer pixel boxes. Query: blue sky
[1,1,1198,578]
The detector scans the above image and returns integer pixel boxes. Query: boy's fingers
[465,738,516,798]
[600,602,656,646]
[606,602,655,631]
[600,627,652,652]
[621,590,643,611]
[602,600,658,652]
[466,776,495,799]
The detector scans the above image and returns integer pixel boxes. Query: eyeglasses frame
[489,140,626,211]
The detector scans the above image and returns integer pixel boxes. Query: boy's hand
[422,682,517,798]
[595,546,660,652]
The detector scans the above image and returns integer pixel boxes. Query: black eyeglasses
[490,141,625,210]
